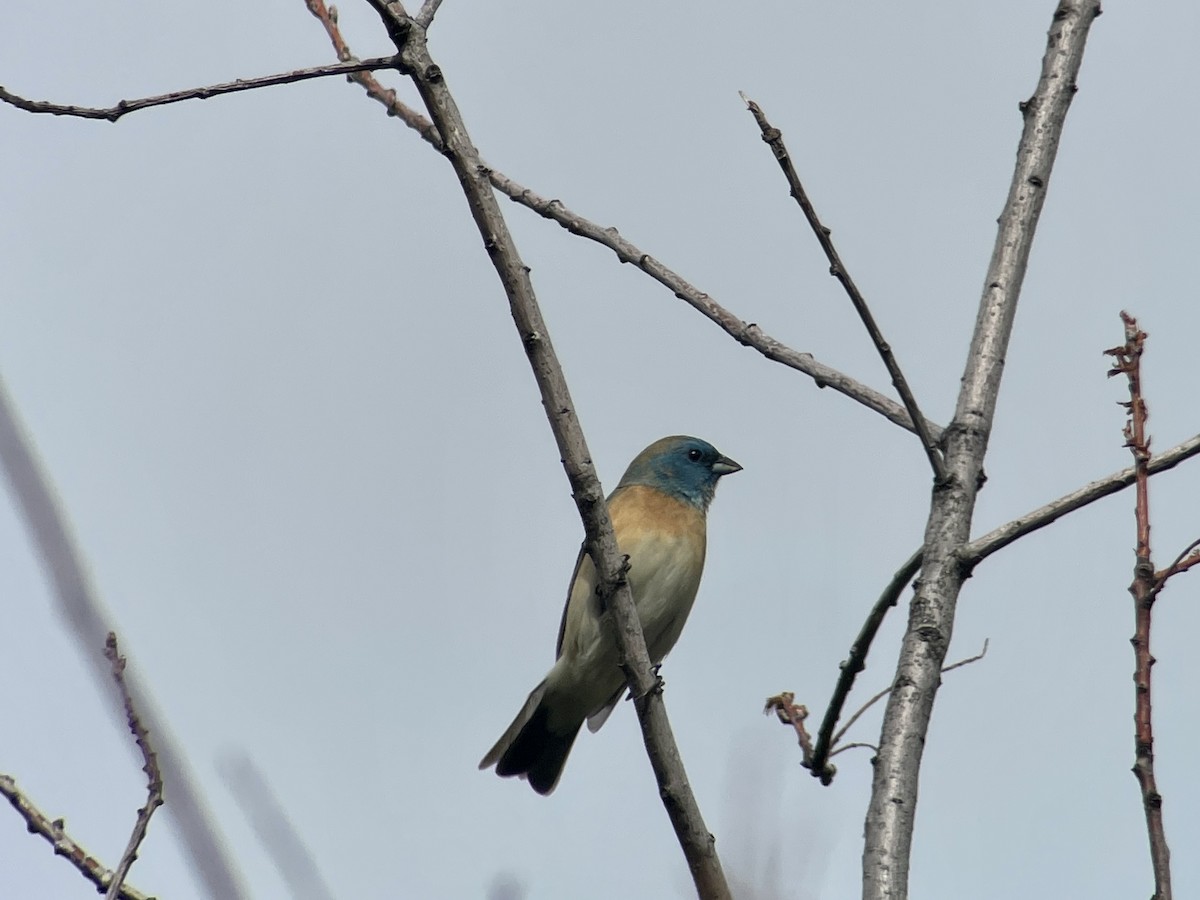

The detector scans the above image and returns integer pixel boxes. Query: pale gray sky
[2,2,1198,898]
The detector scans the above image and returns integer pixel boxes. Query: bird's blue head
[616,435,742,511]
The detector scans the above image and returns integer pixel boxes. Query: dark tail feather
[480,681,582,795]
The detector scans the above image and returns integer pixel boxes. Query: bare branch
[0,376,250,899]
[360,4,730,896]
[103,634,165,900]
[740,93,946,481]
[1153,537,1200,591]
[1106,311,1173,900]
[415,0,445,28]
[0,774,155,900]
[831,640,989,751]
[220,756,336,900]
[962,433,1200,565]
[863,5,1102,898]
[301,0,942,442]
[0,58,398,122]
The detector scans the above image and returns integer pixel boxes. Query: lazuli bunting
[479,435,741,794]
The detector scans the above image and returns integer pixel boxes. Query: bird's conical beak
[711,455,742,476]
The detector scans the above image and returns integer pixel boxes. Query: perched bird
[479,435,741,795]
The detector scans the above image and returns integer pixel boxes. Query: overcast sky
[2,2,1198,898]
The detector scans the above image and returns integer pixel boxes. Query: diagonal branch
[0,774,155,900]
[301,0,943,442]
[220,755,336,900]
[359,3,729,896]
[0,58,398,122]
[740,94,946,482]
[962,432,1200,565]
[806,550,922,783]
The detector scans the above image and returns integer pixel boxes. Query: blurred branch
[220,755,336,900]
[0,375,250,899]
[0,58,398,122]
[1105,311,1174,900]
[863,4,1102,899]
[359,3,730,896]
[103,634,165,900]
[301,0,942,442]
[740,93,946,481]
[0,774,154,900]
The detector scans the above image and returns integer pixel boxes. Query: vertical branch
[1105,312,1173,900]
[103,634,165,900]
[360,3,730,896]
[861,4,1102,899]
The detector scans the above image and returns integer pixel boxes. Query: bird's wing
[554,544,590,659]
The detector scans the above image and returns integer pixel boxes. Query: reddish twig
[0,775,155,900]
[1104,311,1173,900]
[0,58,397,122]
[764,693,815,761]
[740,93,946,483]
[103,634,165,900]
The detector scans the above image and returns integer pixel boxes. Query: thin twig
[415,0,445,28]
[0,376,250,899]
[358,4,730,896]
[0,775,155,900]
[829,741,878,758]
[1105,311,1173,900]
[300,0,943,442]
[1152,537,1200,593]
[0,58,399,122]
[830,640,989,750]
[740,93,946,482]
[103,634,165,900]
[220,755,336,900]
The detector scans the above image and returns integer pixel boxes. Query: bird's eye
[687,449,703,462]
